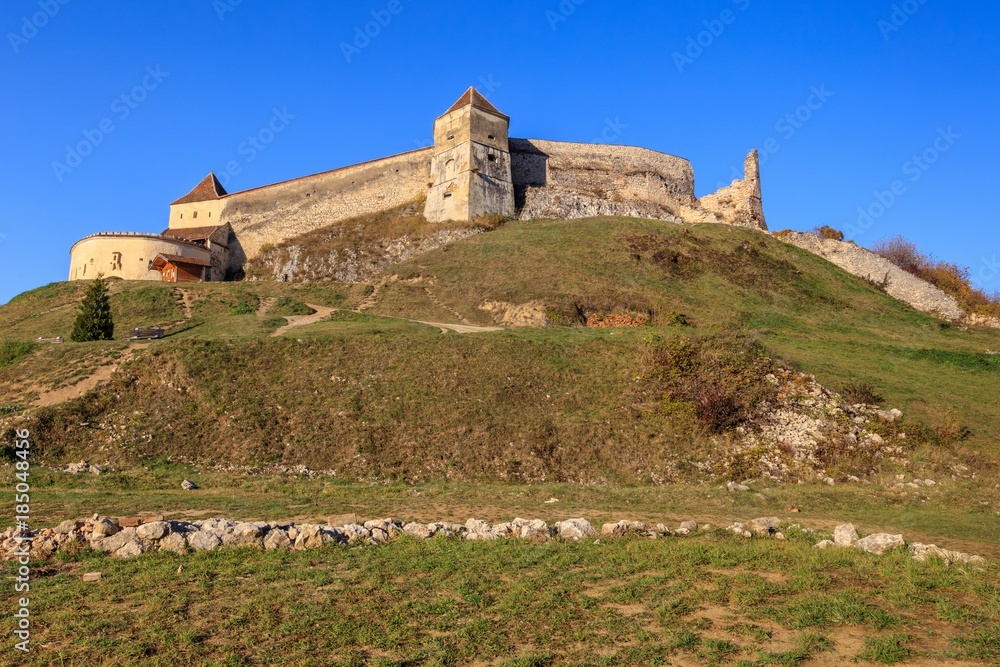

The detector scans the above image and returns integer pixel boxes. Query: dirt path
[357,276,393,313]
[417,321,503,334]
[256,297,277,317]
[32,344,147,407]
[269,304,336,337]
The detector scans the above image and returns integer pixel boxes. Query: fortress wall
[219,148,433,268]
[779,231,965,320]
[510,139,696,206]
[69,234,211,282]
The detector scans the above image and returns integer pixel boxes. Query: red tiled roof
[160,225,225,241]
[152,253,212,268]
[170,173,228,206]
[444,87,507,119]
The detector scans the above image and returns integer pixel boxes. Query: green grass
[4,533,996,665]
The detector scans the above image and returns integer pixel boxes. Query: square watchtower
[424,88,515,222]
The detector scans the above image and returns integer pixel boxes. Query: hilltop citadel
[69,88,765,284]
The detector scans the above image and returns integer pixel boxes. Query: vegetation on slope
[1,217,998,483]
[244,200,504,283]
[873,235,1000,318]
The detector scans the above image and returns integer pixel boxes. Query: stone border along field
[4,515,985,567]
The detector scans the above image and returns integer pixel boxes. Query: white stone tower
[424,88,515,222]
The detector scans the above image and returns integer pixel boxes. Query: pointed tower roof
[443,87,508,120]
[170,172,228,206]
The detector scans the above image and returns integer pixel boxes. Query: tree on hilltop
[71,276,114,342]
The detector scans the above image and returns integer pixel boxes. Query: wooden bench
[128,327,164,341]
[35,337,64,344]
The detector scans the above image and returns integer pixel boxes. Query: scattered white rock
[855,533,905,555]
[814,540,835,549]
[181,479,197,491]
[834,524,859,547]
[554,518,596,541]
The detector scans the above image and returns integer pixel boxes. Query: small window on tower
[488,134,495,140]
[488,154,497,163]
[447,134,454,140]
[180,213,183,219]
[193,211,198,219]
[443,192,452,199]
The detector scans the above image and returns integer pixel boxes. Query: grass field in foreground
[4,534,998,666]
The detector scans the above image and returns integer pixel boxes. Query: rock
[464,519,498,540]
[747,517,781,536]
[93,527,138,553]
[554,518,596,541]
[726,481,750,492]
[82,572,102,582]
[54,520,81,535]
[543,497,559,504]
[890,408,903,419]
[66,461,88,474]
[369,527,390,545]
[222,522,264,548]
[814,540,835,549]
[338,524,370,546]
[909,543,986,567]
[785,504,800,513]
[187,531,222,552]
[119,517,142,528]
[181,479,197,490]
[403,523,435,540]
[89,518,120,539]
[855,533,905,555]
[676,521,698,535]
[159,532,188,554]
[514,519,549,541]
[263,529,292,551]
[135,521,169,541]
[833,523,859,547]
[89,465,105,475]
[114,540,146,559]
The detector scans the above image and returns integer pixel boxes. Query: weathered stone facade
[70,87,769,281]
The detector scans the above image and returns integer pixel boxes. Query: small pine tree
[71,276,115,342]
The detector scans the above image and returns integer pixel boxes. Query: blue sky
[2,0,998,304]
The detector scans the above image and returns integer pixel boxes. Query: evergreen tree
[71,276,115,342]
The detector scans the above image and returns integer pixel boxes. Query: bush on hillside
[646,333,777,433]
[839,377,884,406]
[873,236,1000,318]
[70,277,114,342]
[814,225,845,241]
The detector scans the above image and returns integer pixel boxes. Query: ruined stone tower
[424,88,515,222]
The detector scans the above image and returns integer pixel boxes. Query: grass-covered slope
[1,217,998,480]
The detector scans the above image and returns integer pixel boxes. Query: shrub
[873,236,1000,317]
[646,333,777,433]
[71,276,114,342]
[839,377,884,405]
[814,225,845,241]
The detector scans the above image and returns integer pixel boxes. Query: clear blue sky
[2,0,998,304]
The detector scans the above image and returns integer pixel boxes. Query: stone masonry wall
[510,139,697,222]
[219,149,433,273]
[779,231,965,320]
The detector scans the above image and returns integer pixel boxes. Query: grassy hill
[4,216,1000,665]
[3,217,999,480]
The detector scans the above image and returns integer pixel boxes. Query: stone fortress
[69,87,768,283]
